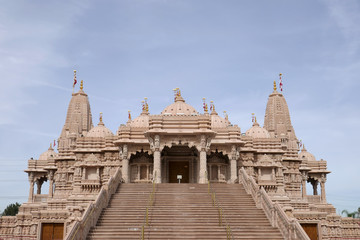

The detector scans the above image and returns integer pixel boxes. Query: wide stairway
[87,183,284,239]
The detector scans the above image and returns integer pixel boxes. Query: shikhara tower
[0,77,359,240]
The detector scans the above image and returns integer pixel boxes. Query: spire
[58,77,93,152]
[264,78,298,153]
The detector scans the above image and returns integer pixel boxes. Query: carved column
[48,171,54,198]
[36,179,42,194]
[199,150,207,183]
[230,145,238,183]
[121,145,129,183]
[312,180,318,195]
[28,173,34,202]
[320,174,327,203]
[301,172,307,199]
[153,135,161,183]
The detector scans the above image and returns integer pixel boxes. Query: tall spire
[264,79,298,153]
[59,75,93,153]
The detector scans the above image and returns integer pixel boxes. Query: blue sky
[0,0,359,214]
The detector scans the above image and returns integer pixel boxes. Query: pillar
[230,160,237,183]
[121,144,130,183]
[36,179,42,194]
[48,171,54,198]
[320,176,327,203]
[301,175,307,198]
[28,173,34,202]
[199,150,207,184]
[312,181,318,195]
[153,150,161,183]
[122,159,129,183]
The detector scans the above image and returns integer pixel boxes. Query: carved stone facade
[0,83,359,240]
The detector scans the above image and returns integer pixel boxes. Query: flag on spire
[73,70,77,88]
[279,73,283,92]
[53,139,56,147]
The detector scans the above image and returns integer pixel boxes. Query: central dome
[161,92,198,116]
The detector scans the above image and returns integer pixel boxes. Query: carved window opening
[129,150,153,183]
[207,150,229,183]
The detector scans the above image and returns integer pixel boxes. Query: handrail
[66,167,122,240]
[206,171,234,240]
[239,167,310,240]
[139,171,157,240]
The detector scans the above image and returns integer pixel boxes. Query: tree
[1,202,21,216]
[342,208,360,218]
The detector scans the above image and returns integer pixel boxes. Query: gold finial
[142,97,149,112]
[99,112,103,122]
[128,110,131,120]
[273,80,277,91]
[202,98,208,113]
[255,116,257,123]
[252,113,255,123]
[210,101,215,112]
[80,80,83,90]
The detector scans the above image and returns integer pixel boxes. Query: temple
[0,79,359,240]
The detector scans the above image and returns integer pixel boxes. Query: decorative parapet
[340,217,360,238]
[239,167,310,240]
[65,167,122,240]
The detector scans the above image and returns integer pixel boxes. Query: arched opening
[162,145,198,183]
[129,150,153,183]
[207,150,230,183]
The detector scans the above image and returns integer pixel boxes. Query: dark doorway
[41,223,64,240]
[169,161,189,183]
[301,223,318,240]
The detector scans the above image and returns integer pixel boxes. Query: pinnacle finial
[273,80,277,91]
[202,98,208,113]
[99,112,103,122]
[142,98,149,113]
[128,110,131,121]
[80,80,83,90]
[210,101,215,112]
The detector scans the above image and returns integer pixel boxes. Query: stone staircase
[87,183,284,239]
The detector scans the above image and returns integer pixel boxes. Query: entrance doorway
[41,223,64,240]
[301,223,318,240]
[169,161,189,183]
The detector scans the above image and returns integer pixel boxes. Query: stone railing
[239,167,310,240]
[65,167,122,240]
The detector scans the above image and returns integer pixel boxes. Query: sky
[0,0,359,215]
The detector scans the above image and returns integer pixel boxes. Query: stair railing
[66,167,122,240]
[139,171,157,240]
[239,167,310,240]
[206,171,234,240]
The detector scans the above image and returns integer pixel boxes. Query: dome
[161,94,198,116]
[130,112,149,128]
[246,121,270,138]
[299,145,316,161]
[87,119,113,138]
[211,111,229,128]
[39,145,57,160]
